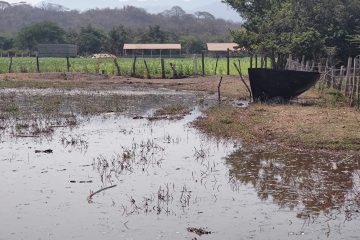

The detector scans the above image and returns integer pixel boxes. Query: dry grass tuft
[195,103,360,151]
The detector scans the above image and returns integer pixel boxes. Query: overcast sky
[6,0,241,21]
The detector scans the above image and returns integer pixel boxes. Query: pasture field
[0,56,252,77]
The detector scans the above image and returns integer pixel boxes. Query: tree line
[0,4,239,56]
[0,21,219,56]
[223,0,360,67]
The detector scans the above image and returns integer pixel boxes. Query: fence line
[287,55,360,108]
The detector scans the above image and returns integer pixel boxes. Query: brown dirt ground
[0,72,249,97]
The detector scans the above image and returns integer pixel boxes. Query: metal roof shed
[123,44,182,57]
[207,43,239,52]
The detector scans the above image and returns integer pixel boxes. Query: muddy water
[1,96,360,239]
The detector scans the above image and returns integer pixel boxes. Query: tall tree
[107,25,131,56]
[16,21,65,50]
[161,6,186,18]
[0,34,14,50]
[180,35,205,54]
[140,25,168,43]
[77,25,108,55]
[223,0,360,66]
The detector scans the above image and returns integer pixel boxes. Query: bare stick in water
[87,185,117,203]
[233,62,252,100]
[218,76,223,103]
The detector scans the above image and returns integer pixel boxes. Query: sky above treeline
[6,0,241,21]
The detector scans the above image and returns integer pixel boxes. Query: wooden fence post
[8,56,13,73]
[345,57,352,96]
[264,56,268,69]
[214,56,219,75]
[114,58,121,76]
[330,66,334,89]
[357,77,360,110]
[144,59,151,79]
[66,57,70,72]
[338,66,345,91]
[131,56,137,77]
[169,63,177,79]
[317,62,323,91]
[352,57,358,99]
[287,54,292,70]
[227,48,230,75]
[36,56,40,73]
[311,60,315,71]
[218,76,223,104]
[201,51,205,76]
[161,58,165,79]
[301,55,305,71]
[193,54,198,75]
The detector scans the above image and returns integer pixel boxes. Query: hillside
[0,4,240,39]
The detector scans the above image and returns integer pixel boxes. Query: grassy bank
[194,102,360,151]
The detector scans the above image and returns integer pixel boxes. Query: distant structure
[207,43,241,55]
[123,44,182,57]
[35,44,78,72]
[37,44,77,58]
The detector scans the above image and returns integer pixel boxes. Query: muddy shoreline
[1,72,359,152]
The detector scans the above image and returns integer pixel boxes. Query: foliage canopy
[223,0,360,66]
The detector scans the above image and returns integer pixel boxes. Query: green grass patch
[0,57,251,77]
[194,105,255,141]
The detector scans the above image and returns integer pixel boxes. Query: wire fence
[286,55,360,108]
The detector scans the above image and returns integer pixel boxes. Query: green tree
[65,29,79,44]
[294,0,360,60]
[161,6,186,17]
[223,0,360,66]
[107,25,131,56]
[16,21,65,50]
[140,25,167,43]
[0,34,14,50]
[77,25,108,55]
[180,35,205,54]
[194,11,216,20]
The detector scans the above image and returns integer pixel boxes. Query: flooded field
[0,87,360,240]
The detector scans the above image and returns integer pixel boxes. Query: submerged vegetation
[0,86,200,138]
[0,74,359,151]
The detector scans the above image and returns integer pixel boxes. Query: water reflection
[227,148,360,222]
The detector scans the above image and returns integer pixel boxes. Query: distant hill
[0,4,241,40]
[5,0,241,21]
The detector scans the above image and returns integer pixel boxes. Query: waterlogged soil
[0,88,360,240]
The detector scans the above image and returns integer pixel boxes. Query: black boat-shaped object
[248,68,321,102]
